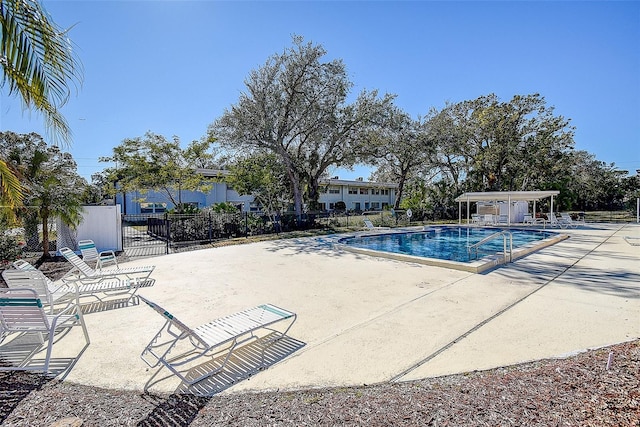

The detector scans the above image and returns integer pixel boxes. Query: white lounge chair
[0,287,90,373]
[139,295,297,388]
[559,213,578,228]
[523,214,546,226]
[78,240,118,270]
[60,247,155,283]
[2,269,73,314]
[482,214,496,225]
[546,214,566,229]
[624,236,640,246]
[363,219,390,230]
[10,260,154,306]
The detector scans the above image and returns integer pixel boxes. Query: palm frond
[0,158,23,222]
[0,0,83,144]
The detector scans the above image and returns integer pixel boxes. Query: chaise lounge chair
[546,214,566,229]
[60,247,155,283]
[2,268,74,314]
[10,260,154,307]
[624,236,640,246]
[0,287,90,373]
[78,239,118,270]
[363,219,390,231]
[559,213,578,228]
[139,295,297,389]
[523,214,546,226]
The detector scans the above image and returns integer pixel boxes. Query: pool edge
[334,229,570,273]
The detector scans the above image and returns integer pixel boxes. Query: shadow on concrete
[78,295,141,315]
[0,331,90,380]
[137,334,305,425]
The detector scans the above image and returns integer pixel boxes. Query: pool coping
[334,226,570,273]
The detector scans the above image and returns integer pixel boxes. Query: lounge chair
[10,260,154,306]
[482,214,496,225]
[523,214,545,226]
[139,295,297,388]
[0,287,90,373]
[60,247,155,283]
[497,214,509,225]
[363,219,390,230]
[559,213,578,228]
[546,214,566,229]
[2,269,73,314]
[624,236,640,246]
[78,239,118,270]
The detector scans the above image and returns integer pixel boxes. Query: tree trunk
[40,210,51,259]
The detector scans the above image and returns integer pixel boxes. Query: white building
[317,177,398,212]
[115,170,398,214]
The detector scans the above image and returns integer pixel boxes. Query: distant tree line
[3,28,638,250]
[87,36,640,221]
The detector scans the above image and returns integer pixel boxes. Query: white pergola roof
[455,190,561,225]
[454,190,560,203]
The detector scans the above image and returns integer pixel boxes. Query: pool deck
[9,223,640,395]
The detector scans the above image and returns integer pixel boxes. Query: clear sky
[1,1,639,181]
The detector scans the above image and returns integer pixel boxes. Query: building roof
[319,177,398,188]
[195,168,398,189]
[454,190,560,203]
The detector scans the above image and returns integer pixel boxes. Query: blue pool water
[340,227,555,263]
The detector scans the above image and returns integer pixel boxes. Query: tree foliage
[0,0,83,144]
[1,0,83,215]
[100,132,218,212]
[209,35,394,218]
[366,106,433,208]
[0,131,86,257]
[227,152,291,219]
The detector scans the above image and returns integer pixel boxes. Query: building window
[348,188,358,194]
[382,189,389,195]
[329,187,340,194]
[319,187,328,194]
[359,188,368,195]
[372,189,380,195]
[371,202,380,210]
[140,202,167,213]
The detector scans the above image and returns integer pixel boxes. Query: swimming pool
[337,226,568,273]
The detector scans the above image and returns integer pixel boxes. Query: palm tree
[0,0,83,216]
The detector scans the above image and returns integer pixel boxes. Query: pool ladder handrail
[467,230,513,262]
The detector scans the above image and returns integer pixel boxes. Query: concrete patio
[10,223,639,396]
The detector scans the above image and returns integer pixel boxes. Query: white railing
[468,230,513,262]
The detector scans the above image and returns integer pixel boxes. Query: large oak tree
[209,36,393,218]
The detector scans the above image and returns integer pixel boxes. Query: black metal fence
[121,211,336,255]
[120,208,639,257]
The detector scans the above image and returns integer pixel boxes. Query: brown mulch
[0,259,638,426]
[0,341,637,426]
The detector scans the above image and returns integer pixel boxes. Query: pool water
[340,227,556,263]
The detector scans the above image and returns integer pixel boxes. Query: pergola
[454,190,560,225]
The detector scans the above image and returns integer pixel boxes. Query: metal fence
[121,211,342,255]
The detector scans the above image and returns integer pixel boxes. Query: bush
[0,234,23,265]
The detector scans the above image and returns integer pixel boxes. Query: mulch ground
[0,258,638,426]
[0,339,637,426]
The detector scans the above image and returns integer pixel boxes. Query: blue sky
[1,1,639,181]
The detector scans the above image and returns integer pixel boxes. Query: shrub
[0,234,22,265]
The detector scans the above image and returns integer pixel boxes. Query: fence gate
[121,214,168,259]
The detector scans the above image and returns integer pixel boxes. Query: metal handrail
[468,230,513,262]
